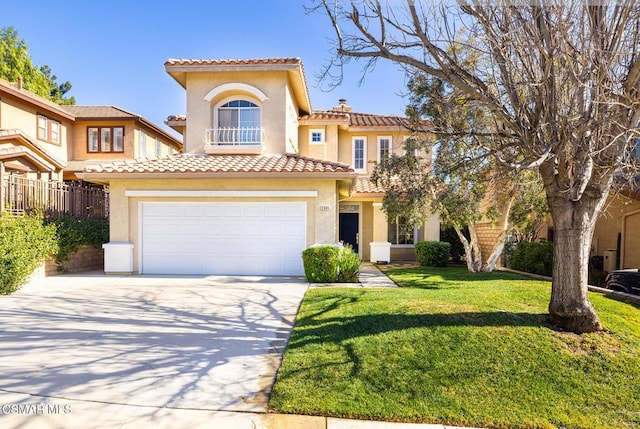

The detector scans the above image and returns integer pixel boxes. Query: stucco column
[372,202,388,242]
[370,202,391,263]
[102,180,134,274]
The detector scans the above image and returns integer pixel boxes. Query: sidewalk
[309,262,398,288]
[0,398,481,429]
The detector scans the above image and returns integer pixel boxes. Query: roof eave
[0,132,66,169]
[76,171,358,181]
[0,82,75,121]
[298,118,351,126]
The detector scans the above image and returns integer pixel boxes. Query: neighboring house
[591,178,640,270]
[0,77,183,183]
[78,57,440,276]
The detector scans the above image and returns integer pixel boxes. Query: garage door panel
[242,205,265,217]
[202,205,225,217]
[141,202,306,275]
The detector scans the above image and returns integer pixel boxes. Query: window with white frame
[216,100,261,144]
[155,138,162,158]
[37,115,61,144]
[378,136,391,162]
[352,136,367,172]
[138,131,146,158]
[310,129,325,144]
[388,216,416,245]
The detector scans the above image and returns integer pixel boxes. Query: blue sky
[2,1,410,136]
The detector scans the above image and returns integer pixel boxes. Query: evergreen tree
[0,27,74,104]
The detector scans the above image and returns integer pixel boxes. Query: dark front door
[339,213,359,253]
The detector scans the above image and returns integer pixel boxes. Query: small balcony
[205,127,264,154]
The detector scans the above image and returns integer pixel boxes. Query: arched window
[215,100,261,144]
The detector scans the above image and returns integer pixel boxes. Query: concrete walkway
[309,262,398,288]
[0,268,483,429]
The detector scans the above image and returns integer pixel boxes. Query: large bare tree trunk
[547,196,606,333]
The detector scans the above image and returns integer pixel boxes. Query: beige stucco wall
[284,84,299,153]
[106,177,341,273]
[71,120,136,161]
[71,121,179,162]
[592,193,640,269]
[184,71,298,155]
[299,125,418,175]
[336,130,412,174]
[0,93,72,163]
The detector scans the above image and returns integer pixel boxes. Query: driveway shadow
[0,276,308,416]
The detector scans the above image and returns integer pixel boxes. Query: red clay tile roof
[300,110,415,129]
[164,58,302,67]
[353,177,385,194]
[165,57,312,114]
[83,153,354,175]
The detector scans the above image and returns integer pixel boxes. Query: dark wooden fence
[1,175,109,219]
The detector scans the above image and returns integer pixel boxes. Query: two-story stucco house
[79,58,440,276]
[0,77,183,185]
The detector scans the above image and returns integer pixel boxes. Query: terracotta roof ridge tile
[165,58,302,66]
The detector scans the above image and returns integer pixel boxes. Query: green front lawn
[270,266,640,429]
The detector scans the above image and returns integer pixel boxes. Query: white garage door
[140,202,306,275]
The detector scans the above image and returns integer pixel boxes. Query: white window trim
[377,135,392,163]
[138,131,146,158]
[352,136,367,173]
[309,128,325,145]
[389,216,418,247]
[211,95,263,139]
[203,83,268,103]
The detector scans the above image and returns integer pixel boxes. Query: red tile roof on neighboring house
[353,177,385,195]
[82,153,355,176]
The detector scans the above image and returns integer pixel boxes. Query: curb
[498,267,640,305]
[259,413,484,429]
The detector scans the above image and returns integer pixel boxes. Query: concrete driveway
[0,273,308,428]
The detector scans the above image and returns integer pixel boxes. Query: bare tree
[313,0,640,333]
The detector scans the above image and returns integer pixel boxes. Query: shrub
[415,241,451,267]
[506,240,553,276]
[302,244,362,283]
[337,244,360,283]
[302,245,341,282]
[0,213,56,294]
[45,215,109,270]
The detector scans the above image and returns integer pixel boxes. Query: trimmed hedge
[0,214,57,294]
[506,241,553,276]
[0,213,110,294]
[302,244,361,283]
[415,241,451,267]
